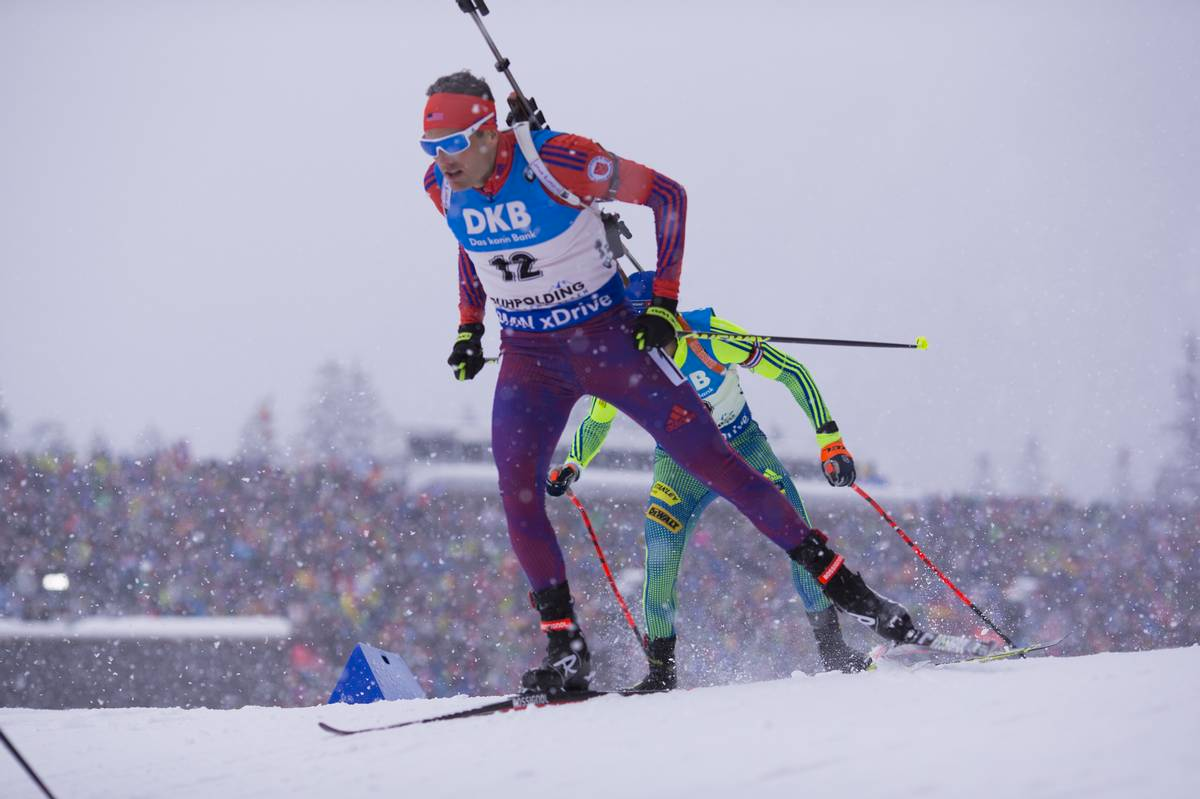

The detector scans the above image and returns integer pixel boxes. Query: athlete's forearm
[705,316,833,431]
[457,246,487,325]
[566,398,618,470]
[642,171,686,300]
[614,161,686,300]
[425,163,488,325]
[751,344,833,432]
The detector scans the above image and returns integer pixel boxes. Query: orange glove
[818,423,856,487]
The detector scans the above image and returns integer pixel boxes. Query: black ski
[319,688,644,737]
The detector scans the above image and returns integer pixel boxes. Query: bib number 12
[489,252,542,282]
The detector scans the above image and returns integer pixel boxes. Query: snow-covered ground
[2,646,1196,799]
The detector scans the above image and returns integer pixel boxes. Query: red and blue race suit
[424,128,816,590]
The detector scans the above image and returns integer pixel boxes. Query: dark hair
[426,70,494,101]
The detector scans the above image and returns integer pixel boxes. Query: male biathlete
[547,272,869,689]
[421,70,920,695]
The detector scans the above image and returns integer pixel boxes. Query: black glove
[545,463,580,497]
[817,421,856,487]
[632,296,680,351]
[447,323,486,381]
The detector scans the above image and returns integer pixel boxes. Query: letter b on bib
[507,201,531,229]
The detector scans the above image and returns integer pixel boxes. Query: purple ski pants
[491,305,815,591]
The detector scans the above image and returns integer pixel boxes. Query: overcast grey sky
[2,0,1197,501]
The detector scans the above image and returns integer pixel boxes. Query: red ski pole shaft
[567,490,648,655]
[852,484,1017,648]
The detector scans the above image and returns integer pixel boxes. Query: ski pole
[0,727,58,799]
[852,484,1017,648]
[566,489,648,655]
[681,331,929,350]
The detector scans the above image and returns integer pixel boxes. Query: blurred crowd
[2,450,1196,706]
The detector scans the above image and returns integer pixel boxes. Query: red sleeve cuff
[652,277,680,300]
[459,307,485,326]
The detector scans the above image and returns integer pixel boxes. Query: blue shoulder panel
[681,307,715,333]
[531,128,564,150]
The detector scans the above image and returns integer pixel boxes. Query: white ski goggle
[419,112,496,157]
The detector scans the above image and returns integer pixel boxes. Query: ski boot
[807,606,870,673]
[630,636,677,692]
[790,530,919,645]
[520,582,592,696]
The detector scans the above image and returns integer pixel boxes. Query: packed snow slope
[2,646,1197,799]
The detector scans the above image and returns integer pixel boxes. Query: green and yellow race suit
[565,308,847,641]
